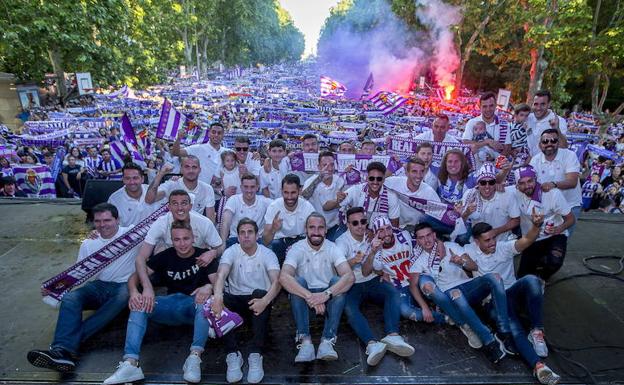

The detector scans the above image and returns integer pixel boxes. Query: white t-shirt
[223,194,272,238]
[461,188,520,240]
[510,186,572,241]
[335,231,375,284]
[462,115,511,145]
[144,210,222,248]
[385,176,441,227]
[413,131,460,143]
[303,175,345,228]
[243,152,261,176]
[526,111,568,156]
[259,166,289,199]
[220,167,241,195]
[373,230,414,288]
[158,179,215,214]
[219,243,279,295]
[530,148,582,208]
[409,241,470,292]
[465,240,518,290]
[77,226,139,283]
[264,197,315,239]
[185,143,227,184]
[107,185,155,227]
[341,184,400,226]
[284,239,347,289]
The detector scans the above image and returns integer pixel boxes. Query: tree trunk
[195,38,201,79]
[598,73,610,112]
[591,73,601,113]
[611,101,624,118]
[47,47,66,99]
[202,37,209,76]
[526,0,558,103]
[220,27,227,64]
[590,0,603,113]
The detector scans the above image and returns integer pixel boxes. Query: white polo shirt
[220,167,241,195]
[461,115,511,144]
[78,226,139,283]
[303,175,345,228]
[510,186,572,241]
[158,179,215,214]
[223,194,272,238]
[413,131,460,143]
[219,243,279,295]
[264,197,315,239]
[526,111,568,156]
[530,148,582,208]
[185,143,227,184]
[409,242,470,292]
[107,185,153,227]
[335,231,375,284]
[341,184,400,225]
[464,240,518,290]
[284,238,347,289]
[259,164,289,199]
[243,152,261,176]
[461,188,520,240]
[385,176,441,227]
[144,210,222,248]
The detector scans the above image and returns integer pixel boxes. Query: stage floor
[0,201,622,384]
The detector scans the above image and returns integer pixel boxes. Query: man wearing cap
[511,165,575,280]
[459,162,520,241]
[1,176,27,197]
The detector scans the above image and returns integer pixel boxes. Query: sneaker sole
[382,342,415,357]
[247,371,265,384]
[366,348,387,366]
[27,351,75,372]
[226,372,243,383]
[317,353,338,361]
[496,334,517,356]
[103,373,145,385]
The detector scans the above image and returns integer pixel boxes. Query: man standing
[145,156,216,221]
[107,163,152,227]
[27,203,138,372]
[172,122,227,185]
[279,213,355,363]
[461,91,511,155]
[414,114,460,143]
[526,90,568,156]
[337,207,414,366]
[211,219,281,383]
[262,174,315,262]
[260,139,290,199]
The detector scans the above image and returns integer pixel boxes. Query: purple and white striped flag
[369,91,407,115]
[156,99,189,141]
[12,164,56,198]
[120,114,146,167]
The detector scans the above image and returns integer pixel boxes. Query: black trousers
[222,289,270,354]
[518,234,568,280]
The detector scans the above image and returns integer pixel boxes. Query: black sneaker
[27,349,76,372]
[496,332,518,355]
[482,340,506,364]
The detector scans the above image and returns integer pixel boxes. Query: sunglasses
[235,147,249,152]
[479,179,496,186]
[350,218,368,226]
[368,176,384,182]
[541,138,559,145]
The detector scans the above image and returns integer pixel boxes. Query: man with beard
[526,91,568,156]
[511,166,575,279]
[262,174,315,262]
[530,129,582,235]
[279,213,355,363]
[134,190,223,315]
[465,220,561,385]
[107,163,153,227]
[233,136,261,177]
[145,156,216,222]
[461,92,511,155]
[172,122,227,186]
[337,208,414,366]
[414,114,460,143]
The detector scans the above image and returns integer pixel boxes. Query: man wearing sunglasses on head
[335,207,413,366]
[459,163,520,242]
[529,128,582,236]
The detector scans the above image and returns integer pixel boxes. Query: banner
[12,164,56,198]
[390,188,460,227]
[289,152,401,175]
[387,136,476,170]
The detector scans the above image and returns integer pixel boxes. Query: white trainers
[380,335,415,357]
[365,341,387,366]
[294,340,315,363]
[225,351,243,383]
[535,362,561,385]
[247,353,264,384]
[529,329,549,357]
[459,324,483,349]
[103,360,144,385]
[182,353,202,383]
[316,338,338,360]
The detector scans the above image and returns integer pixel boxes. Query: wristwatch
[324,289,333,300]
[552,181,558,188]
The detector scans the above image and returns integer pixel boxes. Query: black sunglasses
[368,176,383,182]
[235,147,249,152]
[541,138,559,145]
[350,219,368,226]
[479,179,496,186]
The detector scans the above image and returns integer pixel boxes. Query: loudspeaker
[81,180,124,212]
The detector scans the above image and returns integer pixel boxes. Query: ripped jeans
[518,234,567,280]
[397,285,446,324]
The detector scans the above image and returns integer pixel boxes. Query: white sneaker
[182,353,202,383]
[103,361,144,385]
[535,362,561,385]
[380,335,415,357]
[247,353,264,384]
[316,338,338,360]
[294,340,315,363]
[225,351,243,383]
[365,341,387,366]
[459,324,483,349]
[529,329,549,357]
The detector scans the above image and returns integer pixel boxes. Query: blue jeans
[123,293,211,360]
[326,224,347,242]
[344,278,400,344]
[567,205,581,237]
[397,285,446,324]
[270,236,305,263]
[52,280,129,355]
[450,273,511,334]
[289,276,346,340]
[418,275,495,345]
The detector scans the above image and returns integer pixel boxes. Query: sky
[279,0,340,58]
